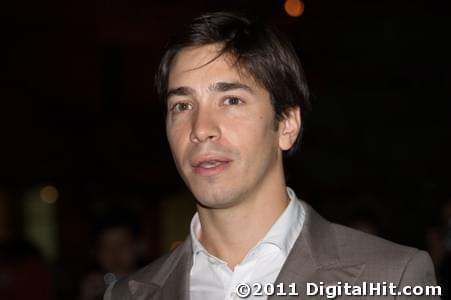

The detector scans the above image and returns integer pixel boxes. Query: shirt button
[208,257,216,264]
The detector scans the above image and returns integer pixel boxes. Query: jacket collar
[127,237,192,300]
[269,202,366,299]
[126,201,365,300]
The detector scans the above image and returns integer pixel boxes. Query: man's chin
[192,188,240,210]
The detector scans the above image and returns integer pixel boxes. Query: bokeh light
[284,0,305,17]
[40,185,59,204]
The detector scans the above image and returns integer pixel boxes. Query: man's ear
[278,107,301,151]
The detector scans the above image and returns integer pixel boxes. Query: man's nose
[190,108,221,143]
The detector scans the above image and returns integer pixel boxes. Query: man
[104,12,440,300]
[81,213,141,300]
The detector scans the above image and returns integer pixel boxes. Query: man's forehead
[169,44,234,80]
[176,43,223,61]
[168,44,259,91]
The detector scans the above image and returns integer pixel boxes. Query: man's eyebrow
[208,81,254,94]
[166,86,195,99]
[166,81,254,99]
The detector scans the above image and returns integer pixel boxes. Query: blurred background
[1,0,450,299]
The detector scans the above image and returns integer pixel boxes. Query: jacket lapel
[125,201,365,300]
[270,202,365,299]
[128,238,192,300]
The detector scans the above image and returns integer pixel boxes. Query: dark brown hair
[155,12,311,155]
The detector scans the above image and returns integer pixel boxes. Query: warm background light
[40,185,59,204]
[284,0,305,17]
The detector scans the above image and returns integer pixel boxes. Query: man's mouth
[191,157,231,176]
[197,160,225,168]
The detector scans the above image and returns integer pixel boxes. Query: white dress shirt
[189,187,305,300]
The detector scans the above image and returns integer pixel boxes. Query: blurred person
[0,239,51,300]
[105,12,440,300]
[80,213,142,300]
[347,218,380,236]
[427,199,451,300]
[345,209,381,236]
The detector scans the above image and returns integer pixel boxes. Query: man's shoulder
[329,222,435,282]
[301,201,428,269]
[130,250,176,281]
[104,252,172,300]
[332,222,418,260]
[299,201,436,286]
[104,239,191,300]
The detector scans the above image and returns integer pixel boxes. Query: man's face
[166,44,296,208]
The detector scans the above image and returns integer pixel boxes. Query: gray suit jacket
[104,201,440,299]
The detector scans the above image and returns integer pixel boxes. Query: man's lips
[190,155,232,177]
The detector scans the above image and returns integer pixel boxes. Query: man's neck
[195,174,289,270]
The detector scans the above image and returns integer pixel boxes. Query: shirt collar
[190,187,305,259]
[190,210,206,256]
[254,187,304,256]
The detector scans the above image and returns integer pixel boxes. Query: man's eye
[223,96,243,105]
[172,102,193,112]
